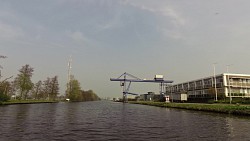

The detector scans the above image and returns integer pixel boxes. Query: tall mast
[67,55,72,83]
[66,55,72,97]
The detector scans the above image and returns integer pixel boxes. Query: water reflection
[0,101,250,141]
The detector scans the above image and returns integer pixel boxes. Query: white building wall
[166,73,250,99]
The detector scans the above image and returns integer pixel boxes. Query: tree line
[0,64,100,102]
[0,64,59,102]
[66,75,100,102]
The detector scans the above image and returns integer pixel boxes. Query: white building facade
[166,73,250,100]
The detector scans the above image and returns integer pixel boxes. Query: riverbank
[0,100,58,105]
[130,101,250,116]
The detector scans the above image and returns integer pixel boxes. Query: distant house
[139,92,160,101]
[127,95,136,100]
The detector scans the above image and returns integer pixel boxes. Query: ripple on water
[0,101,250,141]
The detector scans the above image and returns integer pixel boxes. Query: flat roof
[172,73,250,85]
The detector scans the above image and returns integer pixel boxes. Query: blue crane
[110,72,173,102]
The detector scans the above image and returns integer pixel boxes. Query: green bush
[0,92,10,102]
[207,99,215,104]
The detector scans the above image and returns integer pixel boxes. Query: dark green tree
[0,81,10,102]
[43,77,50,100]
[49,76,59,100]
[32,80,42,100]
[81,89,100,101]
[33,76,59,100]
[9,80,18,98]
[15,64,34,100]
[66,77,82,101]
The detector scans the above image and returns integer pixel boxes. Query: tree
[0,91,10,102]
[43,77,51,100]
[31,76,60,101]
[81,89,100,101]
[65,75,100,102]
[8,81,18,99]
[49,76,59,100]
[32,80,42,100]
[0,81,10,102]
[0,55,7,78]
[15,64,34,100]
[66,76,82,101]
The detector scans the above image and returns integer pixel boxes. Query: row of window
[167,75,250,94]
[187,89,224,95]
[229,88,250,94]
[228,78,250,83]
[167,82,223,92]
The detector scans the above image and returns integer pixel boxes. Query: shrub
[208,99,214,104]
[0,92,10,102]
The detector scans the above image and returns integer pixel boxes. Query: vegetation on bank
[0,62,100,104]
[0,64,59,102]
[65,76,100,102]
[130,101,250,116]
[208,98,250,104]
[0,100,58,105]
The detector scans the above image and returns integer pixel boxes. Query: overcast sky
[1,0,250,98]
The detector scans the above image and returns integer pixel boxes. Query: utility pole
[213,63,218,101]
[226,64,233,104]
[170,84,173,102]
[68,55,72,83]
[66,55,72,97]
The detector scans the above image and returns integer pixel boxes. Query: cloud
[160,7,185,26]
[67,30,93,49]
[124,0,186,26]
[69,31,86,42]
[119,0,186,40]
[96,12,123,31]
[0,22,25,40]
[0,10,18,22]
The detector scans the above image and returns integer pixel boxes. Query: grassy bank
[0,100,58,105]
[130,101,250,116]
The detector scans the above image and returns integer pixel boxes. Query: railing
[229,82,250,87]
[229,93,250,97]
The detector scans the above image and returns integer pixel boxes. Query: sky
[1,0,250,98]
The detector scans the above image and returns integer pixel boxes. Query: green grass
[130,101,250,116]
[1,100,58,105]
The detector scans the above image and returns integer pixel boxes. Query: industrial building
[139,92,161,101]
[166,73,250,101]
[110,72,173,102]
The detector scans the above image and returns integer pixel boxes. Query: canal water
[0,101,250,141]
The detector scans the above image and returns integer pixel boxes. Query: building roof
[172,73,250,85]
